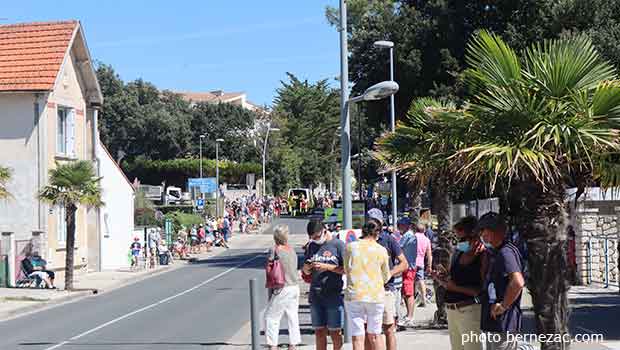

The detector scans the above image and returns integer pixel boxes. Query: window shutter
[67,109,76,157]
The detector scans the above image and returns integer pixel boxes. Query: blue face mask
[456,241,471,253]
[481,239,493,249]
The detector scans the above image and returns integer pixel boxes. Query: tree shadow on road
[521,293,620,340]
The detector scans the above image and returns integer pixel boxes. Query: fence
[582,236,619,289]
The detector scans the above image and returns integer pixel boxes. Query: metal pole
[357,111,362,199]
[216,142,220,217]
[389,46,398,226]
[199,137,203,179]
[249,278,260,350]
[339,1,352,343]
[339,0,352,231]
[587,240,592,285]
[263,124,270,198]
[604,239,609,288]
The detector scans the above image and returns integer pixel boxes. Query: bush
[165,211,203,238]
[122,157,261,188]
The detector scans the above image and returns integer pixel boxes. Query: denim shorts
[415,267,425,281]
[310,293,344,330]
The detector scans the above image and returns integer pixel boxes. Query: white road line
[576,326,599,334]
[43,253,263,350]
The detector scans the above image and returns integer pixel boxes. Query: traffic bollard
[343,307,351,343]
[249,278,260,350]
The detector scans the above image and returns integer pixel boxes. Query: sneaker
[398,317,410,327]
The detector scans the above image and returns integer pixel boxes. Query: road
[0,217,310,350]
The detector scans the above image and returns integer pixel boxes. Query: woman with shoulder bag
[264,224,301,350]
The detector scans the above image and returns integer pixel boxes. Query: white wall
[0,93,41,241]
[98,142,134,270]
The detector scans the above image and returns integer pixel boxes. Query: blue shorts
[310,293,344,330]
[415,268,425,281]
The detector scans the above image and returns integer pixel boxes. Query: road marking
[43,253,263,350]
[577,326,598,334]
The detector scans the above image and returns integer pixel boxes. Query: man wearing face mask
[302,219,346,350]
[432,216,487,350]
[477,212,525,350]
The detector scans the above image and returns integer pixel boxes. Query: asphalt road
[0,217,310,350]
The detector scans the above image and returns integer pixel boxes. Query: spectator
[223,214,231,242]
[158,239,171,265]
[27,252,55,288]
[344,219,391,350]
[478,213,525,350]
[198,224,206,252]
[130,237,142,270]
[189,225,199,254]
[415,223,432,308]
[302,219,345,350]
[434,216,486,350]
[367,209,408,350]
[263,224,301,350]
[148,228,161,256]
[398,218,418,327]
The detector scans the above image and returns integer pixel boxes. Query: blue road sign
[196,199,205,207]
[188,178,217,193]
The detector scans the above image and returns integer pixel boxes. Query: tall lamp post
[262,123,280,198]
[215,138,224,216]
[374,40,398,226]
[199,134,206,179]
[342,81,400,229]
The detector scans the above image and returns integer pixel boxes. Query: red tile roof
[0,20,77,91]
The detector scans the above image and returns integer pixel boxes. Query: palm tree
[0,166,11,199]
[375,97,467,324]
[39,161,103,290]
[452,32,620,349]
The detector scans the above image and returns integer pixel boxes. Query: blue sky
[2,1,340,106]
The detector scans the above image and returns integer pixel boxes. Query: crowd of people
[262,210,526,350]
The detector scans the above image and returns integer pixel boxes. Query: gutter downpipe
[92,106,102,272]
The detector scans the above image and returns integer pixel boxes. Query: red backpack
[265,246,286,289]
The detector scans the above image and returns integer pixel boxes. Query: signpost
[188,178,217,193]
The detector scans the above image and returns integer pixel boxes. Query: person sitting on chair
[24,252,55,288]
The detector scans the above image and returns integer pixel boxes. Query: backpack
[265,246,286,290]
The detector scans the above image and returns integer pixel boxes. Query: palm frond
[39,161,103,208]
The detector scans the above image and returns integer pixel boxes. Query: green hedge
[123,157,261,188]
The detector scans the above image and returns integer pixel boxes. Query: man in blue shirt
[302,219,345,350]
[367,209,408,350]
[478,213,525,350]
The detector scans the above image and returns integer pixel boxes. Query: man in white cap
[367,208,408,350]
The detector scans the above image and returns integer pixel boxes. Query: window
[57,206,67,243]
[57,108,67,154]
[57,107,75,157]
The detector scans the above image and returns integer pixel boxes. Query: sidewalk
[0,222,272,322]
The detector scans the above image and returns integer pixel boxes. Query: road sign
[188,178,217,193]
[196,199,205,208]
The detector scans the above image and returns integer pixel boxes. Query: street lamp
[341,80,399,229]
[262,123,280,198]
[374,39,398,226]
[199,134,206,179]
[215,138,224,216]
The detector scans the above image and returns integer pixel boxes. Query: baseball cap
[367,208,384,224]
[397,217,411,226]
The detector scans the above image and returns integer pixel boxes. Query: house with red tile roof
[0,20,109,275]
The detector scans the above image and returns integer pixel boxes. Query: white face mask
[311,232,326,245]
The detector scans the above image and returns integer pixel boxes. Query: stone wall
[574,205,619,287]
